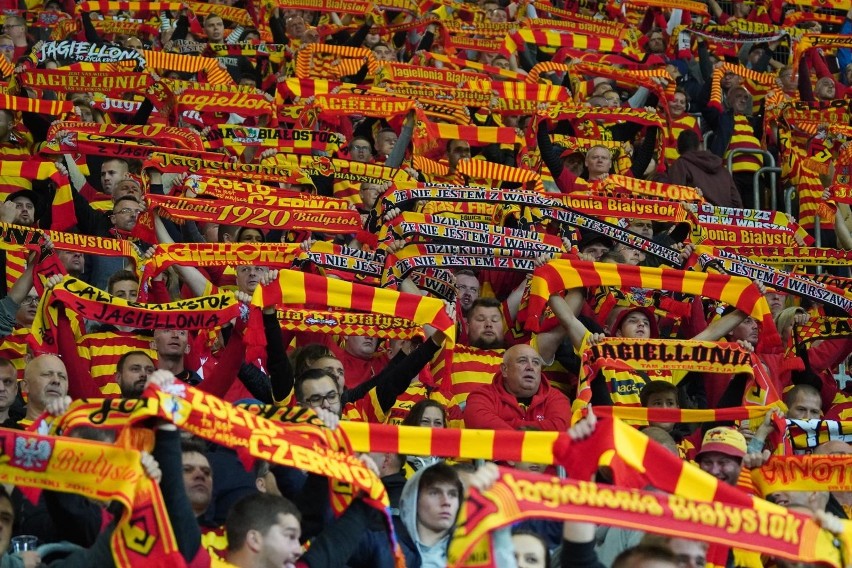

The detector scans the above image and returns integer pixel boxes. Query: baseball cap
[696,427,746,460]
[609,306,660,338]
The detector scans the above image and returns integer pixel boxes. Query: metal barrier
[726,148,777,211]
[814,216,822,275]
[703,131,714,152]
[784,186,795,217]
[755,167,781,211]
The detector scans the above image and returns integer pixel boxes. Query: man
[348,137,374,164]
[464,343,571,431]
[21,354,68,425]
[667,130,743,208]
[694,427,747,486]
[203,14,226,43]
[1,189,40,227]
[3,15,29,60]
[115,351,156,398]
[152,329,202,386]
[100,158,130,196]
[447,139,471,175]
[784,384,822,420]
[224,493,302,567]
[465,297,505,350]
[183,437,214,520]
[375,128,398,160]
[397,462,463,566]
[455,270,480,315]
[0,358,21,427]
[295,369,341,417]
[110,195,145,233]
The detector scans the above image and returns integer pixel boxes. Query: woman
[663,88,701,165]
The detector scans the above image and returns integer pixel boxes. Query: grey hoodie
[398,464,517,568]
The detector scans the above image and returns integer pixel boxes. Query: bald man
[463,344,571,431]
[21,354,68,425]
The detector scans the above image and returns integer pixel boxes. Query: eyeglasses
[305,390,340,407]
[0,45,13,51]
[21,296,39,306]
[114,208,143,216]
[350,145,372,152]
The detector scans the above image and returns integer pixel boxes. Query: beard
[470,336,504,350]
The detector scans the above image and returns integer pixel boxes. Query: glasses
[350,145,372,152]
[114,208,143,216]
[305,390,340,407]
[21,296,39,306]
[0,45,13,51]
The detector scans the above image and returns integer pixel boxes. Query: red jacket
[463,371,571,431]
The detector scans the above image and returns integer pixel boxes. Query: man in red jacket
[462,343,571,431]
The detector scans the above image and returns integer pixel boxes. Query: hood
[398,462,456,566]
[679,150,724,173]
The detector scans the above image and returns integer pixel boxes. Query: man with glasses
[295,369,342,417]
[0,36,14,64]
[2,16,29,60]
[348,137,374,164]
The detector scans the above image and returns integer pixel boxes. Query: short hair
[468,297,502,313]
[783,384,821,408]
[107,270,138,295]
[290,344,334,377]
[116,350,154,373]
[510,530,551,568]
[218,224,239,242]
[401,399,447,427]
[181,436,208,456]
[613,544,678,568]
[226,493,302,552]
[640,534,707,552]
[639,380,680,407]
[113,195,141,211]
[294,368,337,404]
[0,357,14,372]
[454,269,477,279]
[418,462,463,498]
[204,13,224,24]
[677,129,701,155]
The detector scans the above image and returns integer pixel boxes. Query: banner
[752,456,852,494]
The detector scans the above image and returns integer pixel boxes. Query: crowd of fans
[0,0,849,566]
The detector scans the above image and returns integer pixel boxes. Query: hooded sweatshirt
[667,150,743,208]
[397,464,518,568]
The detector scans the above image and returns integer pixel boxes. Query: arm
[42,492,105,547]
[691,309,747,341]
[300,500,383,568]
[835,204,852,250]
[629,126,658,178]
[154,214,212,297]
[385,111,414,168]
[56,309,100,400]
[196,328,245,398]
[264,311,295,404]
[548,290,590,352]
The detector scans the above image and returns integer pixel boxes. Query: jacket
[463,371,572,431]
[667,151,743,208]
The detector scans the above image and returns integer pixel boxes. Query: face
[238,229,264,243]
[201,222,220,242]
[729,90,750,114]
[615,244,644,266]
[111,200,145,231]
[669,539,707,568]
[236,265,269,294]
[816,78,835,100]
[16,289,38,326]
[513,533,547,568]
[419,406,445,428]
[766,293,785,316]
[204,16,225,42]
[628,219,654,239]
[447,140,471,170]
[359,183,382,209]
[113,180,142,201]
[101,160,129,194]
[349,140,373,163]
[375,131,397,156]
[10,195,35,226]
[285,15,306,38]
[647,32,665,54]
[779,69,796,91]
[730,317,759,344]
[0,39,13,63]
[0,497,11,554]
[721,72,739,90]
[467,306,504,349]
[372,44,394,62]
[257,513,303,568]
[582,241,609,261]
[4,19,25,41]
[110,279,139,302]
[182,451,212,515]
[300,376,341,416]
[117,353,155,398]
[0,111,12,141]
[124,37,143,49]
[488,8,507,22]
[585,147,612,176]
[152,329,190,358]
[310,356,345,391]
[646,390,678,432]
[618,311,652,339]
[697,451,741,486]
[0,364,18,411]
[748,48,764,65]
[24,355,68,411]
[670,93,687,117]
[417,481,460,538]
[455,274,480,312]
[787,391,822,421]
[345,335,379,358]
[501,345,543,398]
[603,91,621,108]
[58,249,84,274]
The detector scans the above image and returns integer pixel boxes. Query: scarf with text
[148,193,362,234]
[35,40,146,68]
[41,132,224,163]
[294,241,385,283]
[0,224,136,258]
[46,122,204,150]
[0,427,182,567]
[177,177,340,211]
[449,466,848,568]
[787,419,852,451]
[590,175,703,201]
[526,259,779,345]
[210,125,343,154]
[276,307,422,339]
[146,152,306,184]
[697,251,852,317]
[752,455,852,495]
[696,246,852,267]
[794,317,852,343]
[19,68,152,97]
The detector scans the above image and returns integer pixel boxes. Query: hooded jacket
[463,371,571,431]
[667,150,743,208]
[396,464,516,568]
